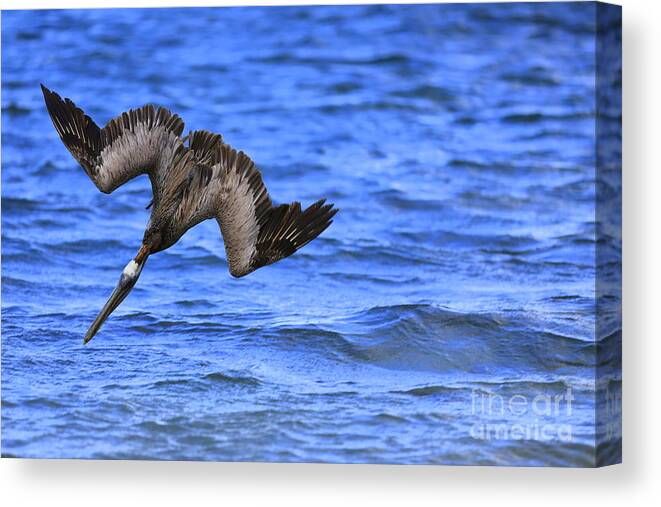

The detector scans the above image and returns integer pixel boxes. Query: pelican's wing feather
[175,133,337,277]
[187,130,223,165]
[41,84,185,197]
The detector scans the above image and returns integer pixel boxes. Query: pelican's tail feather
[249,199,337,273]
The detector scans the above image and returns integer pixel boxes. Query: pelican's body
[41,85,337,344]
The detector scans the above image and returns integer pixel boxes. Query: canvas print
[1,2,621,466]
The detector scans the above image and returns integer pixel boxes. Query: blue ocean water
[1,3,620,466]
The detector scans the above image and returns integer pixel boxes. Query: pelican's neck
[135,243,150,263]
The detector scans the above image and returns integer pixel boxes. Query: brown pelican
[40,85,337,344]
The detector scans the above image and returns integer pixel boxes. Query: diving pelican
[41,85,337,344]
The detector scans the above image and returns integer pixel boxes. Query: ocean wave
[391,85,455,105]
[204,372,261,385]
[246,304,596,376]
[393,385,464,396]
[500,111,593,124]
[250,52,413,67]
[3,102,32,116]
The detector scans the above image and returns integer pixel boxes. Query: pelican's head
[83,245,149,344]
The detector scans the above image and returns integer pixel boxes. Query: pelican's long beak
[84,245,149,344]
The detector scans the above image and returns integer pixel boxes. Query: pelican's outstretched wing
[175,131,337,278]
[41,84,185,200]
